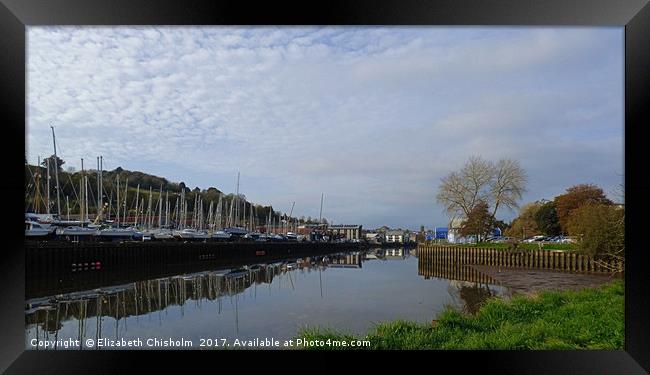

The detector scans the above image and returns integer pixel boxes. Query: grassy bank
[297,281,623,350]
[472,242,578,251]
[423,241,578,251]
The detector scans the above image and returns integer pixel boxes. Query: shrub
[567,204,624,258]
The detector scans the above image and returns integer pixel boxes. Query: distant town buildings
[296,223,363,241]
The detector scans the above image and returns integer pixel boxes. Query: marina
[18,25,628,357]
[25,127,328,244]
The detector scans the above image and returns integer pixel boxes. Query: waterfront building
[385,230,406,243]
[328,224,363,240]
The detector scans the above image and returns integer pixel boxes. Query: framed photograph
[2,0,649,373]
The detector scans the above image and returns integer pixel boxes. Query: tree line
[436,156,624,258]
[505,183,623,257]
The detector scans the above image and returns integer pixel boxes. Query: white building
[385,230,406,243]
[446,217,477,244]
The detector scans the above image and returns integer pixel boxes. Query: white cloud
[26,26,624,228]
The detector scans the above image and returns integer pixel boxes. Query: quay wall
[26,241,366,298]
[26,241,364,276]
[417,244,624,274]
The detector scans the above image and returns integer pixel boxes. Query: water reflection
[26,252,367,347]
[446,281,501,315]
[416,247,504,314]
[25,247,504,349]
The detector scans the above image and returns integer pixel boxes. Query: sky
[26,27,624,230]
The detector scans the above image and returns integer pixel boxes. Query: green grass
[436,242,579,251]
[296,281,624,350]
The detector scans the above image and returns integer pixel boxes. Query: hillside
[25,163,291,224]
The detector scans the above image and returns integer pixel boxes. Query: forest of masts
[25,156,303,234]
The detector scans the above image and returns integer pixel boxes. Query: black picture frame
[1,0,648,373]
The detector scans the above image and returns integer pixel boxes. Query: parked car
[487,236,507,243]
[560,236,576,243]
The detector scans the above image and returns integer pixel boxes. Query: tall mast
[147,186,153,230]
[66,196,69,221]
[174,197,179,228]
[235,171,240,226]
[211,200,216,229]
[84,175,89,223]
[319,193,324,224]
[140,198,145,228]
[192,196,195,229]
[179,189,183,229]
[79,174,83,223]
[227,196,233,227]
[116,174,120,226]
[97,157,101,215]
[180,189,185,229]
[208,201,213,231]
[80,158,85,223]
[34,156,41,213]
[216,194,223,229]
[100,156,103,215]
[158,186,162,228]
[165,191,169,227]
[123,178,128,225]
[289,201,295,234]
[184,199,188,229]
[107,189,112,219]
[200,198,204,230]
[50,125,62,216]
[134,184,140,227]
[45,158,51,215]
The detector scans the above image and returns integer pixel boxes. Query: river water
[24,247,614,350]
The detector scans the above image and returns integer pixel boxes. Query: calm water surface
[26,248,507,349]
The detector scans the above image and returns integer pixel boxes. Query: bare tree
[437,156,493,218]
[437,156,526,221]
[437,171,472,218]
[489,158,527,218]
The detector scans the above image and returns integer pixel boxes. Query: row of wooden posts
[418,253,498,284]
[416,244,624,273]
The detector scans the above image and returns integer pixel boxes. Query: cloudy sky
[26,27,624,229]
